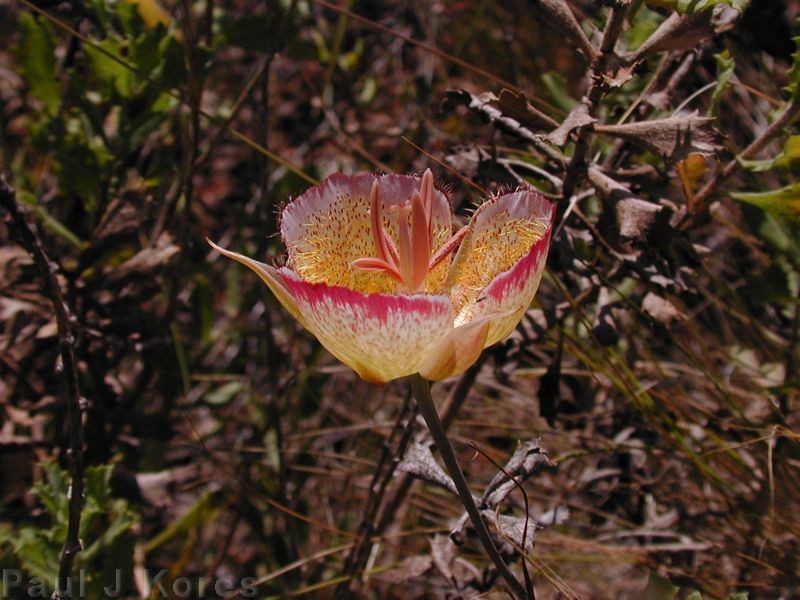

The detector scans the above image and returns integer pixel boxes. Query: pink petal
[447,189,554,346]
[280,173,452,294]
[278,269,453,383]
[206,239,306,326]
[417,317,491,381]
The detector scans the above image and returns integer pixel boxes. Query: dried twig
[0,176,85,599]
[335,391,417,597]
[561,0,630,201]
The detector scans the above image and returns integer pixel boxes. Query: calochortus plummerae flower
[209,170,554,383]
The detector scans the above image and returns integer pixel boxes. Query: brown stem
[410,374,528,600]
[562,1,631,200]
[0,176,85,599]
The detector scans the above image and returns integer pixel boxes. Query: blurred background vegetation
[1,0,799,597]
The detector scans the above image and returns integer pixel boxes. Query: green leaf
[710,50,734,116]
[774,136,800,171]
[673,0,749,15]
[16,13,61,115]
[732,183,800,220]
[18,190,84,249]
[738,136,800,173]
[787,37,800,100]
[84,37,134,98]
[643,572,679,600]
[205,381,244,406]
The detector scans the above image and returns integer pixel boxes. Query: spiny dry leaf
[482,440,555,507]
[485,512,539,554]
[496,88,560,131]
[587,167,638,202]
[92,195,144,242]
[531,0,595,60]
[546,103,596,146]
[593,113,722,160]
[627,5,742,62]
[397,441,457,496]
[616,197,669,242]
[600,57,639,89]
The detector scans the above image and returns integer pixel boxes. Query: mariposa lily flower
[209,170,554,383]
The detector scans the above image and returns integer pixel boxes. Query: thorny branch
[0,176,85,599]
[561,1,631,201]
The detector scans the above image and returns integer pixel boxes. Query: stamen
[351,257,404,282]
[419,169,435,242]
[352,173,451,293]
[396,205,414,289]
[429,225,468,272]
[370,181,392,265]
[410,192,432,290]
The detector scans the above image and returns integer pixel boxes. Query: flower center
[351,169,467,293]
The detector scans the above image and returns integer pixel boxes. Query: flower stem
[410,374,529,599]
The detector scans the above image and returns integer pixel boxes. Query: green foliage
[16,14,61,116]
[710,49,735,116]
[732,183,800,220]
[0,463,137,598]
[650,0,750,14]
[644,572,679,600]
[786,37,800,100]
[644,573,751,600]
[738,136,800,173]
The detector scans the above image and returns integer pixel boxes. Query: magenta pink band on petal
[278,269,453,382]
[484,220,553,304]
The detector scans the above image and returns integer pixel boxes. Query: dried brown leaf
[531,0,595,60]
[627,6,741,62]
[496,89,559,131]
[546,103,596,146]
[108,233,180,282]
[379,555,432,584]
[482,440,555,508]
[397,441,457,496]
[485,512,539,554]
[593,113,722,160]
[642,292,686,325]
[616,198,667,241]
[430,534,482,590]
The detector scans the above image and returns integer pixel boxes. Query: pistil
[351,170,465,293]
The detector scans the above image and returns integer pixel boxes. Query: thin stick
[0,176,85,599]
[469,442,536,600]
[410,374,528,599]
